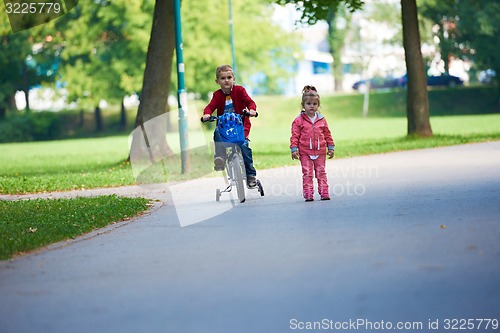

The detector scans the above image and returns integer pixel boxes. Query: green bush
[0,111,63,143]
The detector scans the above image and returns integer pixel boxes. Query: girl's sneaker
[305,198,314,202]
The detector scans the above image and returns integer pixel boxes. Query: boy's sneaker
[247,176,257,188]
[214,157,225,171]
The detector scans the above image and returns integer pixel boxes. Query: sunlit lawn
[1,114,499,195]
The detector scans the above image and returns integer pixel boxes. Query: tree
[129,0,176,167]
[274,0,433,137]
[419,0,458,74]
[53,0,152,131]
[130,0,298,176]
[421,0,500,90]
[327,7,352,92]
[135,0,174,127]
[274,0,364,24]
[179,0,298,98]
[0,8,60,117]
[401,0,432,136]
[459,1,500,90]
[0,29,31,118]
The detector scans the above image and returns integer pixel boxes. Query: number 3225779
[5,2,62,14]
[443,319,499,330]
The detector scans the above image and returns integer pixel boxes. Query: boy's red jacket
[290,112,335,156]
[203,85,257,138]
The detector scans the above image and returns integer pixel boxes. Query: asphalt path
[1,142,499,333]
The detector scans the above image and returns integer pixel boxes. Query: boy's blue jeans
[213,130,257,177]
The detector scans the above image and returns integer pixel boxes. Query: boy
[202,65,258,187]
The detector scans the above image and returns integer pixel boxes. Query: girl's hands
[292,151,333,159]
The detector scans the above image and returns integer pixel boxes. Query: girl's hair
[301,85,320,106]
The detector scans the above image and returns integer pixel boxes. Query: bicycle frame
[200,111,264,203]
[219,143,246,203]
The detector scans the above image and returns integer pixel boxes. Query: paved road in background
[1,142,499,333]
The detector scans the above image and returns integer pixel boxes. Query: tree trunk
[22,62,30,112]
[94,105,104,132]
[327,8,350,93]
[120,99,127,131]
[401,0,432,137]
[129,0,175,168]
[134,0,175,127]
[78,109,84,128]
[0,95,12,119]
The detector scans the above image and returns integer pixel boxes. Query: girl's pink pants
[299,154,329,199]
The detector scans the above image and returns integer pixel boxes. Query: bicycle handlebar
[200,110,258,123]
[243,109,259,118]
[200,116,218,123]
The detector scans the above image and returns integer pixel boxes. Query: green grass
[1,88,499,259]
[0,137,135,194]
[248,111,500,169]
[0,195,150,260]
[1,114,499,195]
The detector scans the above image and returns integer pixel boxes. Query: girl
[290,86,335,201]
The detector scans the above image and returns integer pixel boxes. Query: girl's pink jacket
[290,112,335,156]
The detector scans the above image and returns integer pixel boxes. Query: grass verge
[0,195,151,260]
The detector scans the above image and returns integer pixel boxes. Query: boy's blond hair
[216,64,234,79]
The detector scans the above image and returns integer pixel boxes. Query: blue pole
[174,0,190,173]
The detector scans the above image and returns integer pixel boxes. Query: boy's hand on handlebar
[202,114,211,121]
[243,108,258,117]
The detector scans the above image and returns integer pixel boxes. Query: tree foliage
[273,0,364,24]
[275,0,432,136]
[327,6,352,92]
[0,0,153,120]
[54,0,153,108]
[179,0,298,98]
[420,0,500,86]
[0,8,60,115]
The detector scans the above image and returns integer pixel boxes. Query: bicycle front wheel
[232,154,246,203]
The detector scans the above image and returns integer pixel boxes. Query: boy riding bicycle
[202,64,258,188]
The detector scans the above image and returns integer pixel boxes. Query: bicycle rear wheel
[232,154,246,203]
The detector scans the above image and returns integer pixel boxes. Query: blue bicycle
[201,112,264,203]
